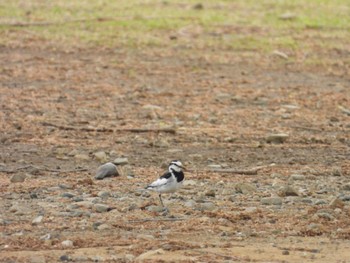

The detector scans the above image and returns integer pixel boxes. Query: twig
[205,167,265,175]
[290,125,323,132]
[128,217,185,223]
[41,122,176,134]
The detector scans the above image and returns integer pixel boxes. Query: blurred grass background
[0,0,349,57]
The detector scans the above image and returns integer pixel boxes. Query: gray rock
[184,200,196,208]
[196,202,216,211]
[59,255,70,262]
[205,189,216,197]
[235,183,257,194]
[314,199,327,205]
[94,151,108,163]
[95,162,119,180]
[61,240,74,247]
[93,204,111,213]
[342,184,350,191]
[61,192,75,198]
[315,212,334,220]
[266,133,289,144]
[113,157,129,165]
[10,173,26,183]
[340,195,350,201]
[278,186,299,197]
[290,174,305,181]
[146,205,165,213]
[97,223,111,230]
[261,197,283,206]
[32,215,43,225]
[97,191,110,198]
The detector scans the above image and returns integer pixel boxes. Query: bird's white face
[168,160,185,172]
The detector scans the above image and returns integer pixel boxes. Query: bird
[145,160,186,211]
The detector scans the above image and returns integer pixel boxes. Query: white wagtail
[146,160,186,211]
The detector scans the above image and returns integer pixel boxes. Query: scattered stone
[97,191,110,198]
[342,184,350,191]
[278,185,299,197]
[93,204,111,213]
[10,173,26,183]
[95,162,119,180]
[94,151,108,163]
[261,197,282,206]
[290,174,305,181]
[97,223,111,231]
[205,189,216,197]
[340,195,350,201]
[146,205,165,213]
[196,202,216,211]
[113,157,129,165]
[266,133,289,144]
[282,250,290,255]
[59,255,70,262]
[32,215,43,225]
[136,248,165,261]
[329,197,344,209]
[61,192,75,198]
[74,153,90,161]
[235,183,257,194]
[61,240,74,247]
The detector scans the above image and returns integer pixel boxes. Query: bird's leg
[159,194,165,207]
[159,194,169,214]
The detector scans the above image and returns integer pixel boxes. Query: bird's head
[168,160,186,172]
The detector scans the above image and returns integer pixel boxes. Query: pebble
[10,173,26,183]
[59,255,70,262]
[184,200,196,208]
[74,153,90,161]
[278,185,299,197]
[196,202,216,211]
[205,189,216,197]
[146,205,165,213]
[245,207,258,213]
[183,180,197,186]
[290,174,305,181]
[329,197,344,209]
[314,199,327,205]
[61,192,75,198]
[113,157,129,165]
[261,197,282,206]
[61,240,74,247]
[266,133,289,144]
[95,162,119,180]
[97,191,110,198]
[93,204,111,213]
[94,151,108,163]
[32,215,43,225]
[282,250,290,255]
[315,212,334,220]
[342,184,350,191]
[97,223,111,231]
[235,183,257,194]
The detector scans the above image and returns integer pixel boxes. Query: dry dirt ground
[1,33,350,262]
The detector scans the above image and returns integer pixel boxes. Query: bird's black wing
[159,171,172,179]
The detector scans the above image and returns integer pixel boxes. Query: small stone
[207,164,222,169]
[290,174,305,181]
[136,249,165,261]
[245,207,258,213]
[59,255,70,262]
[95,162,119,180]
[10,173,26,183]
[205,189,216,197]
[261,197,282,206]
[193,3,204,10]
[314,199,327,205]
[61,192,75,198]
[184,200,196,208]
[266,133,289,144]
[183,180,197,186]
[282,250,290,255]
[32,215,43,225]
[74,153,90,161]
[146,205,165,213]
[61,240,74,247]
[278,185,299,197]
[329,197,344,209]
[316,212,334,220]
[93,204,111,213]
[342,184,350,191]
[196,202,216,211]
[279,12,297,20]
[235,183,257,194]
[97,224,111,230]
[94,151,108,163]
[97,191,110,198]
